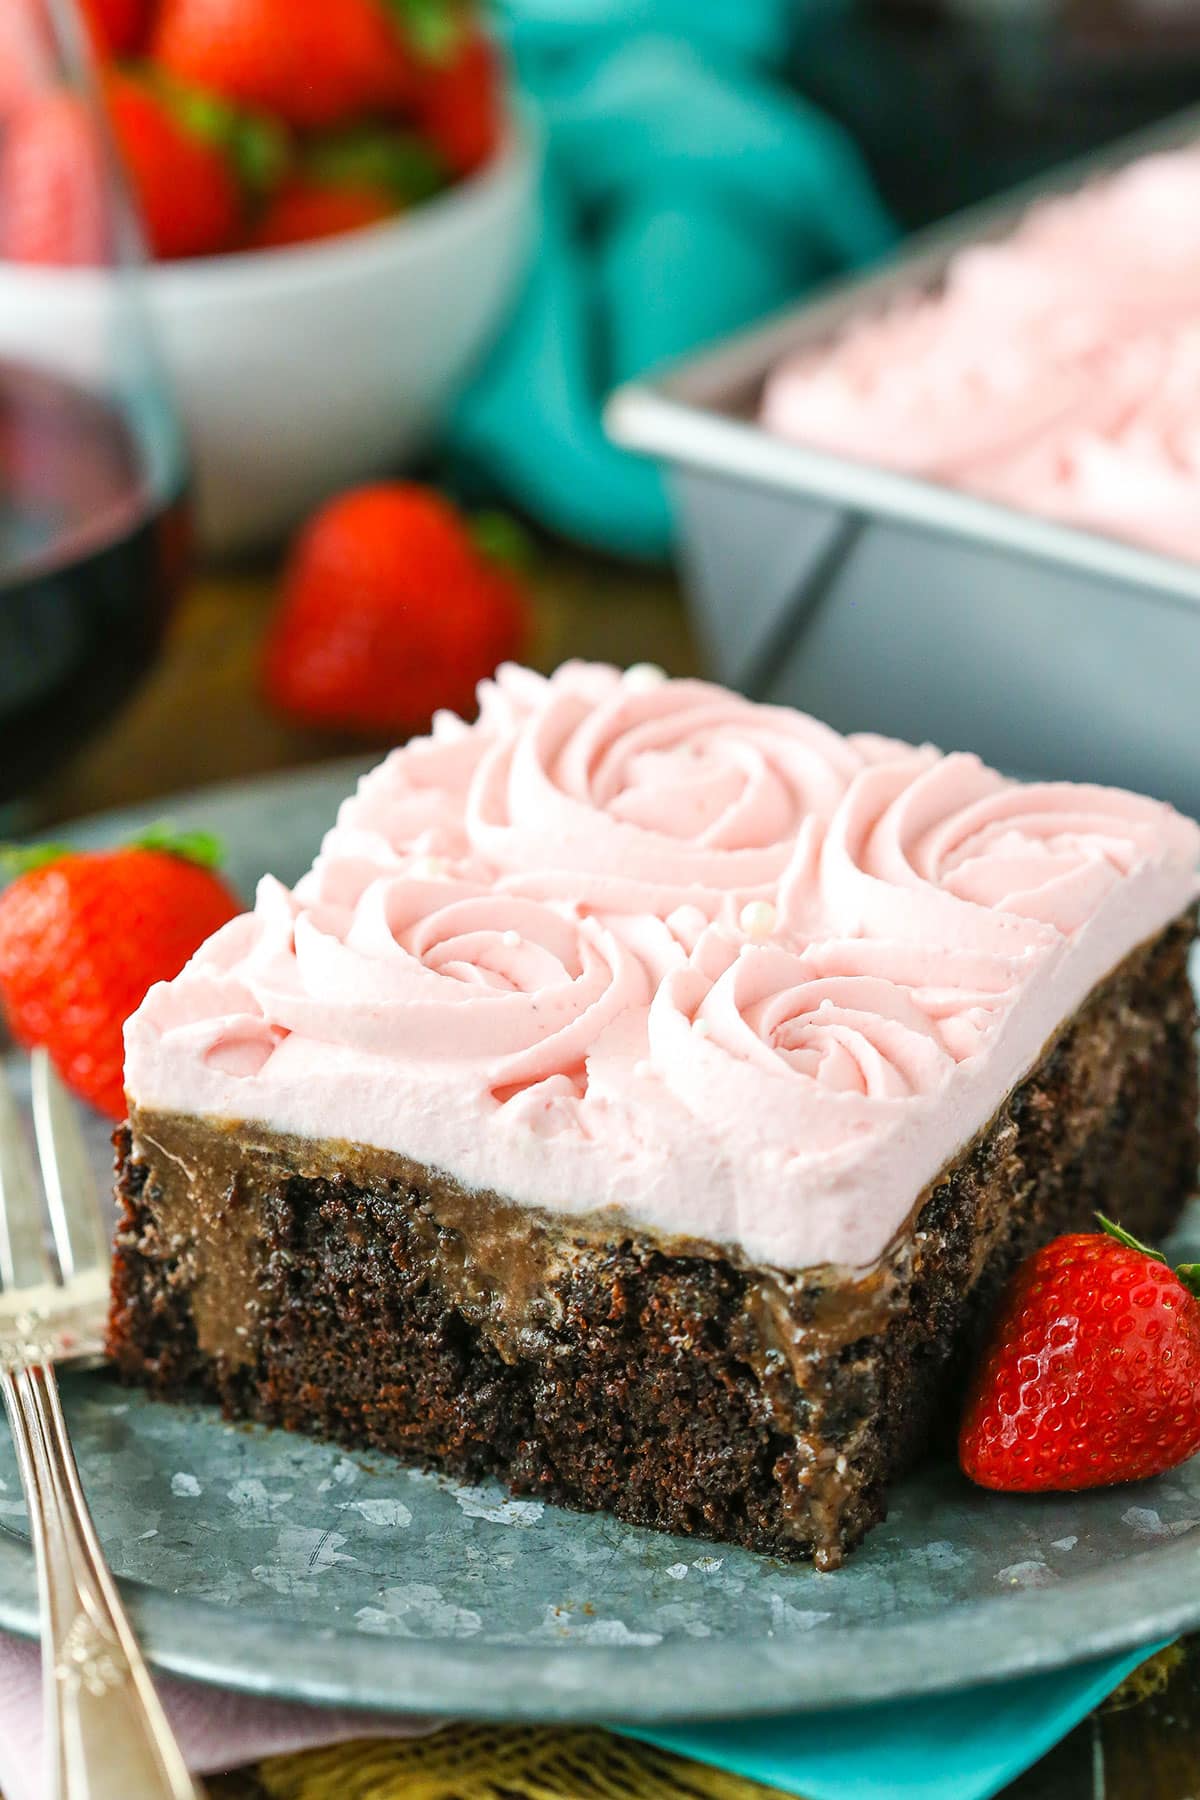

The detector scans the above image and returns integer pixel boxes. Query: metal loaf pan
[606,109,1200,819]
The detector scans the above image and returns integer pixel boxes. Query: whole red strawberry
[0,829,240,1120]
[960,1217,1200,1492]
[0,89,108,265]
[262,485,531,736]
[248,179,395,252]
[412,25,502,178]
[247,129,445,251]
[153,0,413,131]
[106,73,247,260]
[80,0,156,57]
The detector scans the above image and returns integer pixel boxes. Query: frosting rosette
[241,872,657,1108]
[648,918,1026,1171]
[466,661,868,913]
[810,753,1197,953]
[653,940,956,1127]
[769,934,1026,1063]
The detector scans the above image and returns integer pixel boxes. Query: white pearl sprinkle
[622,662,668,693]
[819,997,835,1015]
[738,900,777,942]
[691,1018,710,1039]
[410,855,448,880]
[501,929,520,949]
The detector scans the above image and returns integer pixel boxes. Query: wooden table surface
[34,547,1200,1800]
[38,542,699,825]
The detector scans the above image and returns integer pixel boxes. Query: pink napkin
[0,1630,441,1800]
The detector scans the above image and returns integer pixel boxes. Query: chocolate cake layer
[107,914,1199,1568]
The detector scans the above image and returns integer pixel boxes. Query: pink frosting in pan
[124,663,1200,1272]
[760,145,1200,562]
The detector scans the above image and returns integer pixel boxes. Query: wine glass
[0,0,190,818]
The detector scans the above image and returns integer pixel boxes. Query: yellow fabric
[1104,1642,1185,1713]
[235,1726,788,1800]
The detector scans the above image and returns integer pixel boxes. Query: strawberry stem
[1175,1263,1200,1301]
[1097,1213,1200,1297]
[0,843,75,876]
[147,69,291,199]
[1,822,224,879]
[470,511,532,573]
[130,823,225,868]
[1096,1213,1168,1265]
[384,0,466,64]
[304,130,448,206]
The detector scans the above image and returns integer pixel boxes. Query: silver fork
[0,1049,200,1800]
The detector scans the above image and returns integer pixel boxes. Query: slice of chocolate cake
[108,662,1200,1567]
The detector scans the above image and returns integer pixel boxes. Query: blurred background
[1,0,1198,832]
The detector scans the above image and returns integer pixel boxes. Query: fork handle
[2,1364,202,1800]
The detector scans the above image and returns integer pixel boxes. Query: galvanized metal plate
[0,764,1197,1722]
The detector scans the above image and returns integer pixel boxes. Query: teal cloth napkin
[445,2,895,556]
[627,1644,1165,1800]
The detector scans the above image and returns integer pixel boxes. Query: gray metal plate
[0,763,1197,1722]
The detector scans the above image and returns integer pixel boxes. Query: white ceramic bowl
[0,123,538,554]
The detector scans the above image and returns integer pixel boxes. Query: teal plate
[0,763,1197,1723]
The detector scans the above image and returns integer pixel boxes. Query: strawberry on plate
[960,1216,1200,1492]
[152,0,418,131]
[262,483,531,736]
[0,88,108,265]
[411,24,502,178]
[0,828,241,1121]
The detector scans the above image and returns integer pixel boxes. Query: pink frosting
[760,145,1200,562]
[125,662,1200,1272]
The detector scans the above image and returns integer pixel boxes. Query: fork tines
[0,1050,110,1317]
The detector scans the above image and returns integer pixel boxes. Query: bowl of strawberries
[0,0,538,553]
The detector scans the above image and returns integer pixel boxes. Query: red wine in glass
[0,358,189,804]
[0,0,191,816]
